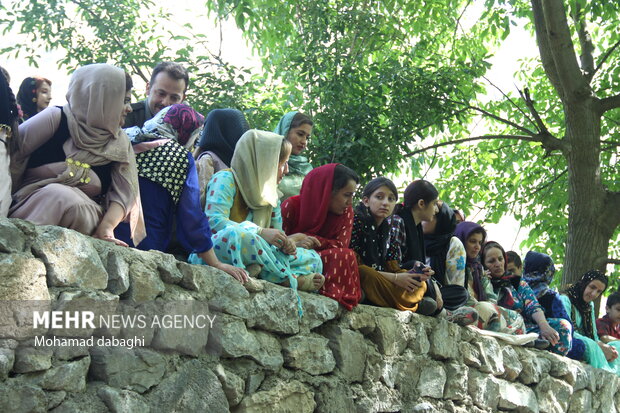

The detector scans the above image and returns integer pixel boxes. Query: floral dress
[188,170,322,284]
[495,279,572,355]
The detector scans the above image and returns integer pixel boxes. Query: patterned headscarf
[522,251,555,298]
[126,103,204,149]
[454,221,487,301]
[565,270,609,339]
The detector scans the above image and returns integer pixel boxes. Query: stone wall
[0,216,618,413]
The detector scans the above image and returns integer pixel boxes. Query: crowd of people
[1,61,618,375]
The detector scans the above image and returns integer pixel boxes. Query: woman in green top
[274,111,313,200]
[560,270,620,376]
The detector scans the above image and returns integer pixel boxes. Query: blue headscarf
[522,251,556,298]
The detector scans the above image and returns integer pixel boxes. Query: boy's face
[607,303,620,324]
[506,262,522,276]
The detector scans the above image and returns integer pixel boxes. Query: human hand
[393,273,424,293]
[260,228,288,248]
[539,324,560,346]
[599,342,619,362]
[281,237,297,255]
[433,281,443,310]
[93,225,128,247]
[215,262,249,284]
[294,234,321,249]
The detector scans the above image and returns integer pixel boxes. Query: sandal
[297,273,325,292]
[246,263,262,278]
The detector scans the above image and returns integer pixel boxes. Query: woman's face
[276,156,290,184]
[465,232,484,259]
[119,90,133,127]
[36,81,52,112]
[582,279,606,303]
[416,198,439,222]
[363,185,397,222]
[483,247,505,278]
[287,124,312,155]
[329,179,357,215]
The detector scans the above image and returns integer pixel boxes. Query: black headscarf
[195,108,249,166]
[565,270,608,339]
[0,71,19,152]
[394,203,425,269]
[423,201,457,285]
[352,202,391,270]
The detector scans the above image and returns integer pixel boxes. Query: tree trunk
[560,97,610,289]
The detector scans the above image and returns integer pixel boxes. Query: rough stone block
[0,218,26,253]
[213,364,245,407]
[535,375,572,413]
[0,348,15,380]
[235,379,315,413]
[517,347,551,385]
[417,361,446,399]
[476,336,504,376]
[461,342,481,368]
[371,314,408,356]
[89,347,165,393]
[407,321,430,355]
[0,381,47,413]
[313,381,356,413]
[568,389,592,413]
[341,305,376,334]
[32,226,107,289]
[217,315,261,359]
[562,361,594,391]
[46,391,66,410]
[53,290,119,337]
[323,325,367,383]
[105,252,130,295]
[124,262,165,303]
[32,356,90,392]
[497,379,538,413]
[429,319,460,360]
[501,345,523,381]
[13,347,52,373]
[468,369,500,410]
[298,290,340,330]
[149,301,211,356]
[282,334,335,375]
[252,330,284,371]
[444,362,468,400]
[351,381,402,413]
[247,285,299,334]
[98,386,150,413]
[0,254,49,301]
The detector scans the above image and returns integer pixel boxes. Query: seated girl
[350,177,432,314]
[189,130,324,296]
[522,251,582,358]
[16,76,52,121]
[114,104,247,282]
[483,241,572,355]
[560,270,620,375]
[281,163,362,310]
[10,64,144,246]
[274,111,313,201]
[192,108,249,208]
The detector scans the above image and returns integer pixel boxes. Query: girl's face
[36,81,52,112]
[119,90,132,127]
[287,124,312,155]
[363,185,397,223]
[329,179,357,215]
[465,232,484,259]
[277,157,290,184]
[416,198,439,222]
[483,247,505,278]
[582,279,606,303]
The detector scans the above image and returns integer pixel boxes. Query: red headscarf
[285,163,352,240]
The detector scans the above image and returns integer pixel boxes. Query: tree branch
[540,0,590,101]
[444,98,537,136]
[589,38,620,82]
[519,87,549,133]
[599,94,620,114]
[404,134,541,157]
[531,0,564,98]
[482,75,536,127]
[571,2,595,77]
[609,259,620,265]
[531,168,567,195]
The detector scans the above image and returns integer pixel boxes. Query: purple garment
[163,104,205,146]
[454,221,487,301]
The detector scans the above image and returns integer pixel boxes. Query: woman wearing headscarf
[192,109,250,208]
[350,177,431,314]
[16,76,52,121]
[560,270,620,374]
[10,64,144,246]
[274,111,313,201]
[0,69,19,216]
[281,163,362,310]
[483,241,572,355]
[189,130,324,306]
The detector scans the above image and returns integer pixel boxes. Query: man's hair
[506,251,522,268]
[150,62,189,92]
[607,291,620,308]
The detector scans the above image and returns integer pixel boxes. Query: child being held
[597,291,620,343]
